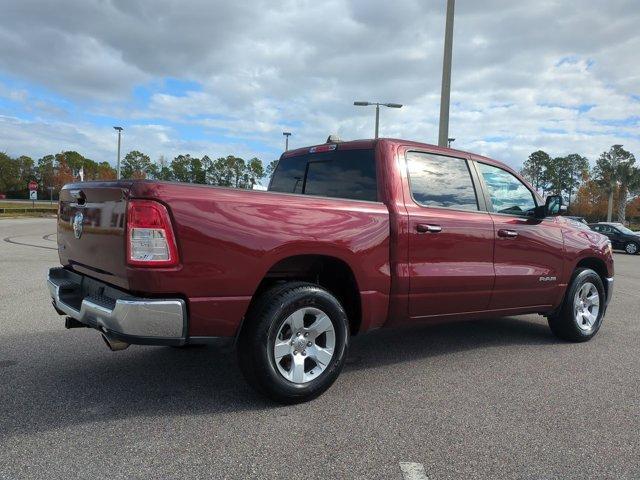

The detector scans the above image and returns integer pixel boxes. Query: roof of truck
[281,138,509,171]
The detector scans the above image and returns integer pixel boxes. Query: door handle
[417,224,442,233]
[498,229,518,238]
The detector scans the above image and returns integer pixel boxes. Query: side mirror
[546,195,564,216]
[535,194,564,219]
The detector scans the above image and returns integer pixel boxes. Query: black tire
[237,282,349,404]
[548,268,606,342]
[624,242,638,255]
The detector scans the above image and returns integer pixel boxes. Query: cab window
[478,163,536,216]
[406,152,479,211]
[269,148,377,202]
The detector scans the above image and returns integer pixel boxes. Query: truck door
[403,150,495,318]
[474,161,564,310]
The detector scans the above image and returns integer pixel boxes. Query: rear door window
[406,151,479,211]
[269,148,377,201]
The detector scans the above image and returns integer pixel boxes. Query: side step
[65,317,87,329]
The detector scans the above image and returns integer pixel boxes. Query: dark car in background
[589,222,640,255]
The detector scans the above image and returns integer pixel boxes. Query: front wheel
[238,282,349,404]
[548,268,606,342]
[624,242,638,255]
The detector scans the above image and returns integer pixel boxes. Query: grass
[0,201,57,209]
[0,200,57,218]
[0,212,56,218]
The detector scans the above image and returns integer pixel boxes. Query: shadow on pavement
[0,316,556,438]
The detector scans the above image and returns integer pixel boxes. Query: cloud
[0,0,638,169]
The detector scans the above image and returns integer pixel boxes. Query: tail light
[127,200,179,267]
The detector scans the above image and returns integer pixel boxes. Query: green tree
[190,156,206,184]
[0,152,19,193]
[265,160,279,180]
[541,156,563,195]
[152,155,172,181]
[53,157,75,190]
[96,162,117,180]
[615,159,640,222]
[171,154,194,183]
[122,150,153,179]
[543,154,589,204]
[16,155,36,189]
[57,151,88,177]
[243,157,264,188]
[521,150,550,192]
[37,155,56,190]
[593,145,636,222]
[208,156,241,187]
[562,154,590,208]
[157,166,173,181]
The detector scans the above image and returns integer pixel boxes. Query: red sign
[28,181,38,191]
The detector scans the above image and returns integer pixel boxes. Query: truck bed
[58,180,391,337]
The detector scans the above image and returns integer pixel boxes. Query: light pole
[354,101,403,138]
[283,132,292,151]
[438,0,455,147]
[113,126,123,179]
[448,137,455,148]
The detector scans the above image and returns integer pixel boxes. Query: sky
[0,0,638,172]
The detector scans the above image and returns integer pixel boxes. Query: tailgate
[58,183,132,290]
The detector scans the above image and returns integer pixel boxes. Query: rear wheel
[548,268,605,342]
[238,282,349,403]
[624,242,638,255]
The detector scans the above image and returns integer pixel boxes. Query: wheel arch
[242,254,363,336]
[574,257,610,297]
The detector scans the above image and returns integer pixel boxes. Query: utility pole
[113,126,123,179]
[374,104,380,139]
[438,0,455,147]
[283,132,292,151]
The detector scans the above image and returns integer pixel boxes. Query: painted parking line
[2,234,57,251]
[399,462,429,480]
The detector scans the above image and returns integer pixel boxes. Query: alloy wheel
[273,307,336,384]
[573,282,600,332]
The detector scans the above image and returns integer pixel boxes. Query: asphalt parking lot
[1,217,639,480]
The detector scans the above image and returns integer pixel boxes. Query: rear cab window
[269,147,377,202]
[405,151,479,211]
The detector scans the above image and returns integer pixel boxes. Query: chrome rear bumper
[48,267,186,344]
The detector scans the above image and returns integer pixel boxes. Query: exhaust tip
[101,333,130,351]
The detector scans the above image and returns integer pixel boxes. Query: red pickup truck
[48,138,614,403]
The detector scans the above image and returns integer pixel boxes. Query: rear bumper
[48,267,187,345]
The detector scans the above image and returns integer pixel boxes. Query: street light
[448,137,455,148]
[283,132,292,151]
[353,101,403,138]
[113,126,123,180]
[438,0,456,147]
